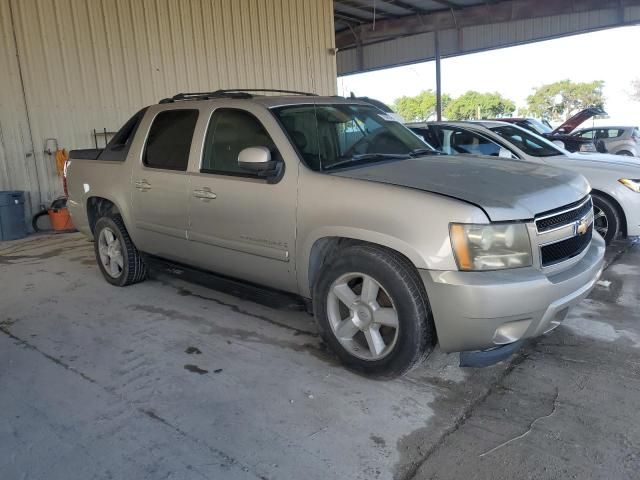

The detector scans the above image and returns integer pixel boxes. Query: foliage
[525,80,605,121]
[392,90,451,122]
[443,91,516,120]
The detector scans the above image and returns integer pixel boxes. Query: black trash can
[0,191,27,241]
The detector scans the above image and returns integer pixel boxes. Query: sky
[337,25,640,126]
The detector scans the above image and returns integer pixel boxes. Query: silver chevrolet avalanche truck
[66,90,605,377]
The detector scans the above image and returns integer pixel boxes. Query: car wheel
[313,244,435,378]
[94,215,147,286]
[616,151,633,156]
[592,194,620,245]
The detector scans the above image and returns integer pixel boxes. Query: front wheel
[592,194,620,245]
[94,215,147,286]
[313,245,435,378]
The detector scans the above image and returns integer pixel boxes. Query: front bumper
[419,234,605,353]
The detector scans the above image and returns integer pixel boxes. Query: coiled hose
[31,197,71,232]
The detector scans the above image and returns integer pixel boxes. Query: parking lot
[1,232,638,480]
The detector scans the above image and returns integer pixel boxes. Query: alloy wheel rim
[326,272,399,361]
[98,227,124,278]
[593,205,609,238]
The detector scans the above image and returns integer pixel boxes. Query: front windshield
[521,119,552,135]
[491,125,563,157]
[271,104,435,171]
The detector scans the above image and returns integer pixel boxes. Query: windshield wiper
[409,148,442,157]
[323,153,410,171]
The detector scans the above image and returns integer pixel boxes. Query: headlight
[450,223,532,271]
[619,178,640,193]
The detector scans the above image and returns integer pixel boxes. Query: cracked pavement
[1,234,638,480]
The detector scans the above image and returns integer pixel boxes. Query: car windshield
[490,125,563,157]
[271,103,436,171]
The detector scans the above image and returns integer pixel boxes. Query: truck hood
[330,156,590,221]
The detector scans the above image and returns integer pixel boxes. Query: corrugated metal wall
[0,0,40,212]
[0,0,336,216]
[337,4,640,75]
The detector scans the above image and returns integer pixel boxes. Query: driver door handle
[193,187,217,200]
[134,179,151,191]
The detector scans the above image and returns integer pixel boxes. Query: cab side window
[201,109,277,175]
[143,110,199,171]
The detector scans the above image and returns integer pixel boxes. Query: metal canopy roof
[334,0,640,75]
[334,0,491,33]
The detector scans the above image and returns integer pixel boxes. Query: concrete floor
[0,233,638,480]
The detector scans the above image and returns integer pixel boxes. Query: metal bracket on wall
[44,138,58,156]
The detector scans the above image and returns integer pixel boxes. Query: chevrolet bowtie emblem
[576,218,589,235]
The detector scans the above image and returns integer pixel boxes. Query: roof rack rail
[159,89,317,103]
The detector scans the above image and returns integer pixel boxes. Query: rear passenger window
[201,109,276,175]
[606,129,624,138]
[143,110,199,171]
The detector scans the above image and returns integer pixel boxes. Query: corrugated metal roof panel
[338,3,640,74]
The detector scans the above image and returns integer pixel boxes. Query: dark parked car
[487,107,607,153]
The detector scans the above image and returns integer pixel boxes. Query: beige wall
[0,0,336,214]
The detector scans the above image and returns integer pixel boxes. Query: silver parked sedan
[409,121,640,244]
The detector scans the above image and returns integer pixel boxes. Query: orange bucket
[48,207,75,231]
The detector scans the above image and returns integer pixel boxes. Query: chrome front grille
[535,196,593,233]
[540,224,593,266]
[535,196,594,267]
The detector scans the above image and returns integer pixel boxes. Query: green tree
[443,91,515,120]
[525,79,605,121]
[392,90,451,122]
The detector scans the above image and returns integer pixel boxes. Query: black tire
[94,215,147,286]
[592,194,620,245]
[616,151,633,156]
[313,244,435,378]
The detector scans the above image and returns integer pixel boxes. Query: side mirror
[498,147,514,159]
[552,140,565,149]
[238,147,282,178]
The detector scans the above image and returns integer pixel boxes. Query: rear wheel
[313,244,435,378]
[94,215,147,286]
[592,194,620,245]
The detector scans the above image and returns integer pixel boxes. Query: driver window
[201,109,277,175]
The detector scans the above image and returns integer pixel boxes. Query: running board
[145,255,309,313]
